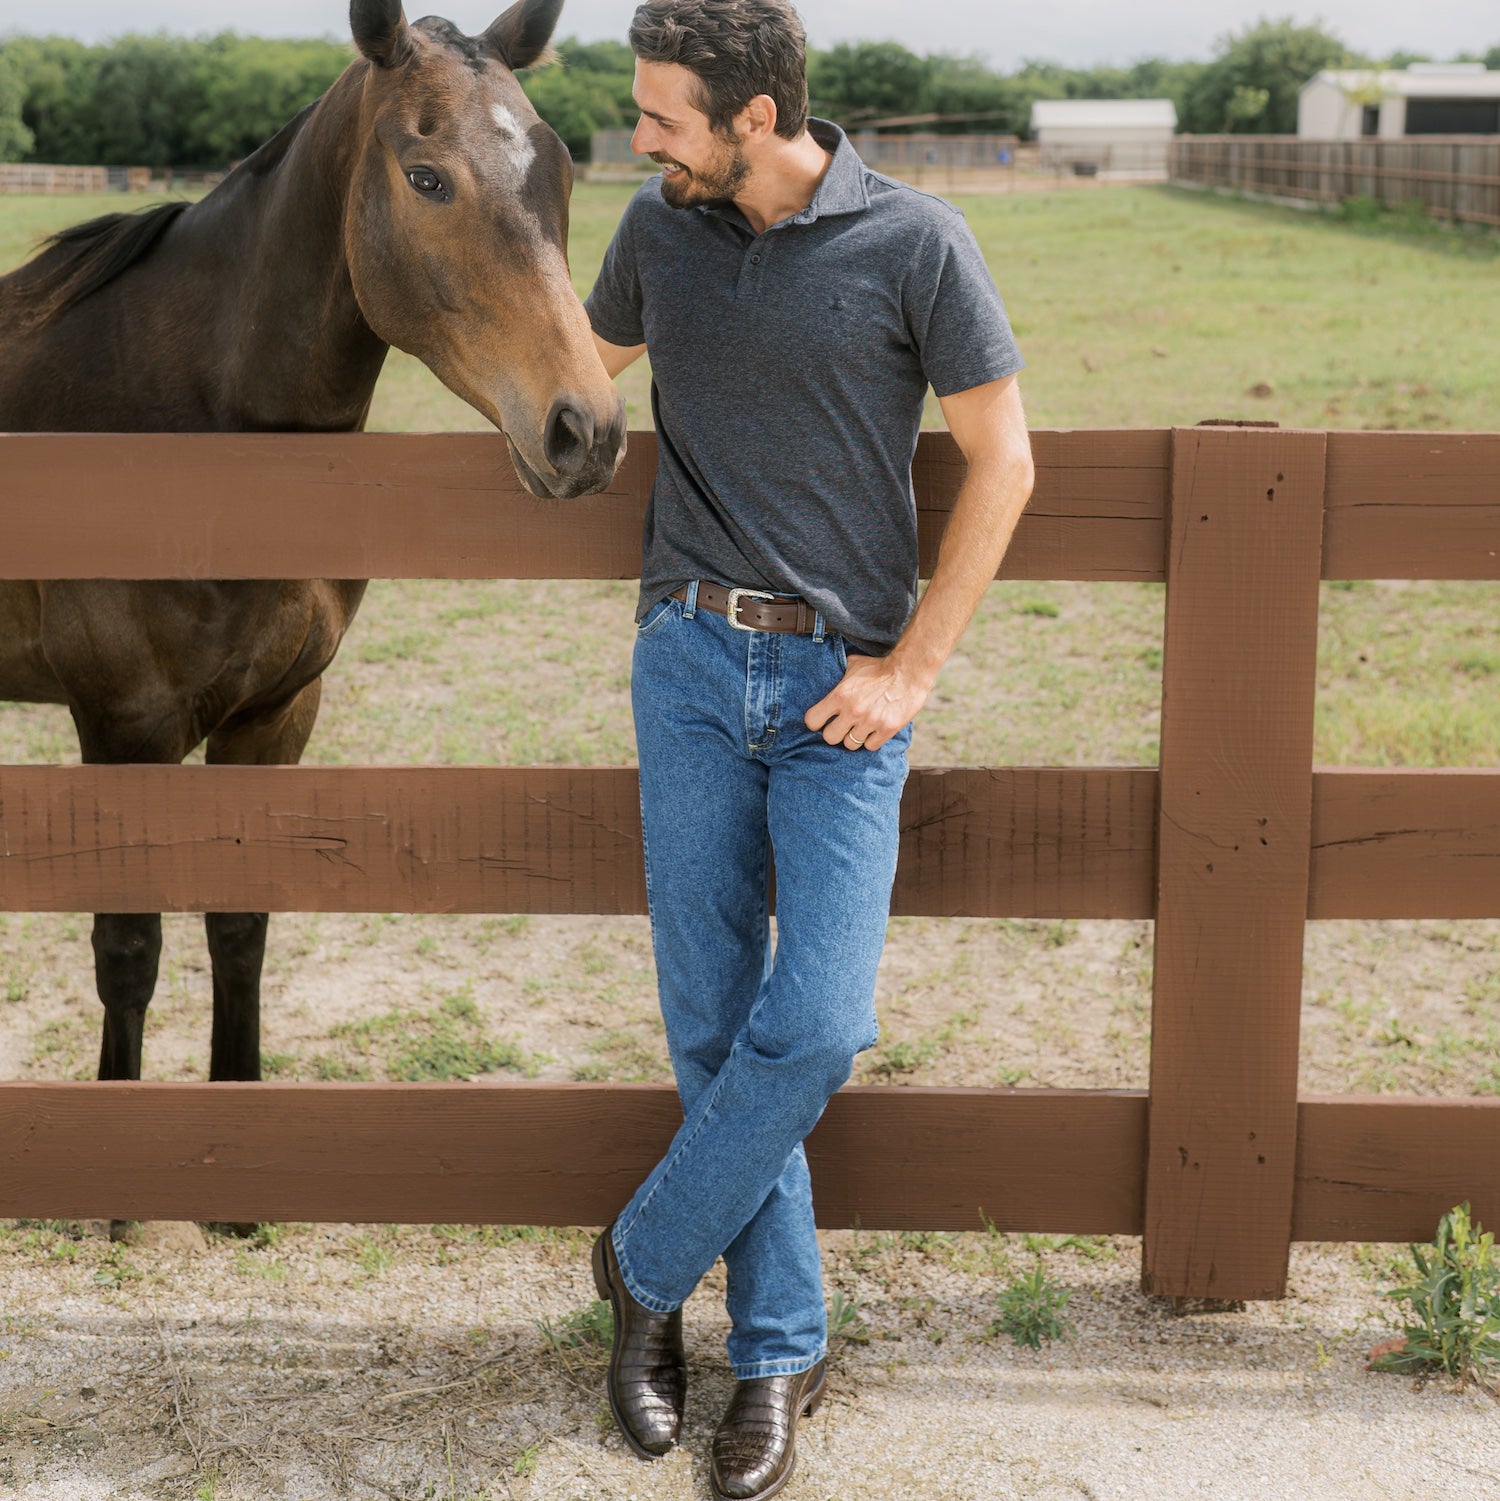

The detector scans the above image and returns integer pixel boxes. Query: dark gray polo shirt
[585,118,1024,654]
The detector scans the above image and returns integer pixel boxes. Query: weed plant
[993,1265,1074,1350]
[1371,1203,1500,1388]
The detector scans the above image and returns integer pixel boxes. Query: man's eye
[408,168,444,196]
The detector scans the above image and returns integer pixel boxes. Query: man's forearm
[888,447,1035,690]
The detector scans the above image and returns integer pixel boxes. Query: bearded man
[583,4,1033,1496]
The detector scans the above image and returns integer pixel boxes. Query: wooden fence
[1170,135,1500,228]
[1,425,1498,1302]
[0,163,110,194]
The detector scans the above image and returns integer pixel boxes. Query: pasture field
[1,184,1498,1498]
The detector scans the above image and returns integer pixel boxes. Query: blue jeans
[612,585,910,1379]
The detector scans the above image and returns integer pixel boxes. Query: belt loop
[684,580,699,619]
[812,610,826,643]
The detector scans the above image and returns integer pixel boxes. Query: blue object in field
[998,149,1012,165]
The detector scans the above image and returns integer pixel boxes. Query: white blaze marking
[491,103,537,175]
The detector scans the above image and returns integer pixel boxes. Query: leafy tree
[6,36,104,163]
[0,45,34,162]
[1180,18,1355,134]
[189,36,350,164]
[1485,45,1500,70]
[520,37,636,157]
[80,33,206,166]
[810,41,932,124]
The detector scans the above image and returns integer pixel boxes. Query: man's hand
[804,653,933,753]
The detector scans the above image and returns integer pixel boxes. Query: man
[584,4,1032,1497]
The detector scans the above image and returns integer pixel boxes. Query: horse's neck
[206,68,389,431]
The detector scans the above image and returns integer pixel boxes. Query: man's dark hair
[629,0,809,141]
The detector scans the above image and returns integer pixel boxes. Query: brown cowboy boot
[710,1357,826,1501]
[591,1224,686,1459]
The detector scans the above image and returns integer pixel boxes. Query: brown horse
[0,0,625,1084]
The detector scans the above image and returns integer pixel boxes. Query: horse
[0,0,626,1087]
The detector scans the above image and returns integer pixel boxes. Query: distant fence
[1171,135,1500,228]
[1,426,1499,1303]
[0,163,110,194]
[0,164,228,195]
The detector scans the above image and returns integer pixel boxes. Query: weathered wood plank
[1,1081,1494,1241]
[0,1082,1149,1232]
[0,430,1167,581]
[1143,427,1327,1301]
[5,764,1499,919]
[1323,431,1500,580]
[1293,1097,1500,1243]
[0,765,1158,918]
[1309,768,1500,918]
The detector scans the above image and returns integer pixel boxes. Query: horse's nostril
[544,401,593,475]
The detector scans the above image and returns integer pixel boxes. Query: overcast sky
[5,1,1497,69]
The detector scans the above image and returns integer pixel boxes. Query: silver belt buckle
[726,588,775,631]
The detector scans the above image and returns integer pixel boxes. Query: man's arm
[594,332,647,379]
[805,373,1034,752]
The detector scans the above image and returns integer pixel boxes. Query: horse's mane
[17,200,191,328]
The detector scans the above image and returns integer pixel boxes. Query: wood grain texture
[1,1081,1491,1242]
[1143,427,1327,1301]
[0,430,1165,582]
[1323,432,1500,580]
[0,765,1158,919]
[6,764,1497,920]
[1309,769,1500,918]
[0,1082,1148,1232]
[914,428,1169,581]
[1293,1096,1500,1242]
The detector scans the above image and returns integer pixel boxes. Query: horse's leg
[93,914,163,1081]
[204,679,324,1082]
[70,711,195,1082]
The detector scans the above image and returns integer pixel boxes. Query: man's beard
[653,132,750,208]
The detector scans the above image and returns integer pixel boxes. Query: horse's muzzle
[511,392,626,499]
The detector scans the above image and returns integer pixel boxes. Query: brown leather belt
[669,582,819,635]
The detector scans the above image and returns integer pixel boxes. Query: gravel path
[2,1224,1495,1500]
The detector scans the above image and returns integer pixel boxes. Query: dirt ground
[2,1222,1498,1501]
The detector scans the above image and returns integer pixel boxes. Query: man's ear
[738,93,780,142]
[351,0,411,68]
[484,0,566,71]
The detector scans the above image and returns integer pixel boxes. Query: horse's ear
[351,0,412,68]
[484,0,566,71]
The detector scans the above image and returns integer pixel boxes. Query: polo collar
[700,117,870,229]
[795,118,871,222]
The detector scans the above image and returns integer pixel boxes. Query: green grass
[315,985,542,1082]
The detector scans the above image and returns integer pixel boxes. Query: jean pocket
[636,596,679,640]
[833,635,849,672]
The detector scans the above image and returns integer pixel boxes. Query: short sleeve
[584,187,648,348]
[906,210,1024,398]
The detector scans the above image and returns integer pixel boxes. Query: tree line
[2,20,1498,167]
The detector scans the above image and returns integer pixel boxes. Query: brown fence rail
[1169,135,1500,228]
[2,426,1498,1301]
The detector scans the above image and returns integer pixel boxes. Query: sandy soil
[2,1222,1497,1501]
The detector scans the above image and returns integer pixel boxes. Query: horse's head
[345,0,625,499]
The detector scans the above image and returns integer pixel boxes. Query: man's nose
[631,116,655,156]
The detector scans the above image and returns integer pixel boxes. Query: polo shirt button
[751,254,761,264]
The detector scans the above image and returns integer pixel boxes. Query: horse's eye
[408,168,444,196]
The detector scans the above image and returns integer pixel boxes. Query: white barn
[1298,64,1500,140]
[1029,99,1178,176]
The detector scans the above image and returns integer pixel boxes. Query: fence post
[1142,426,1327,1301]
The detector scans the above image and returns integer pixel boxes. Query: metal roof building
[1298,64,1500,140]
[1029,99,1178,176]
